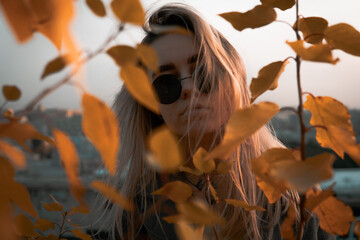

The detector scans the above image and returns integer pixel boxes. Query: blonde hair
[93,3,298,240]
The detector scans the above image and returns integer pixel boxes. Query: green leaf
[286,40,339,64]
[325,23,360,57]
[261,0,295,11]
[86,0,106,17]
[250,60,289,102]
[219,5,276,32]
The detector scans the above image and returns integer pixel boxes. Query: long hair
[93,3,298,240]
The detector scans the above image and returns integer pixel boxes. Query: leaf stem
[205,174,220,240]
[0,101,8,112]
[58,211,68,240]
[305,125,327,132]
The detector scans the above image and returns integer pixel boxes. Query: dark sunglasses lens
[153,75,182,104]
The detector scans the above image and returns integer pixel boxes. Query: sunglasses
[152,72,212,104]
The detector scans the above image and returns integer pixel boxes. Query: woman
[95,4,334,240]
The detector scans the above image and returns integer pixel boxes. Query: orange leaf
[297,17,328,44]
[250,60,289,102]
[305,185,334,212]
[207,102,279,160]
[309,191,355,236]
[152,181,192,203]
[82,93,119,176]
[0,140,25,169]
[2,85,21,101]
[91,181,134,210]
[0,122,54,151]
[0,156,15,179]
[179,165,202,176]
[219,5,276,32]
[209,183,220,203]
[106,45,138,67]
[35,219,55,232]
[325,23,360,57]
[286,40,339,64]
[304,95,355,159]
[136,44,158,73]
[120,64,160,114]
[41,55,66,79]
[256,176,286,204]
[9,181,38,218]
[0,0,34,43]
[147,125,183,172]
[280,202,297,240]
[224,199,265,211]
[110,0,145,25]
[193,147,215,173]
[53,129,87,206]
[14,214,39,237]
[261,0,295,11]
[69,205,90,214]
[42,202,63,212]
[354,221,360,239]
[86,0,106,17]
[71,229,92,240]
[216,160,234,174]
[177,200,225,226]
[175,221,204,240]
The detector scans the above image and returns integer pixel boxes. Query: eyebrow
[153,54,199,78]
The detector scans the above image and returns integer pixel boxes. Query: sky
[0,0,359,111]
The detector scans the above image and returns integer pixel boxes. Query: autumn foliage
[0,0,360,239]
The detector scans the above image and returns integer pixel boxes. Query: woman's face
[150,33,230,142]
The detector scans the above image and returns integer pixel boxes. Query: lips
[179,104,209,117]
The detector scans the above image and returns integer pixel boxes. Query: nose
[180,76,199,100]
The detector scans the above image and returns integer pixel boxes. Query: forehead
[150,33,199,66]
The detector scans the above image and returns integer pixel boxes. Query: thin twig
[205,174,220,240]
[275,20,298,38]
[0,101,7,112]
[305,125,327,132]
[58,212,68,240]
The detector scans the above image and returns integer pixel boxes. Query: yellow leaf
[53,129,87,206]
[193,147,215,173]
[224,199,265,211]
[209,183,220,203]
[120,64,160,114]
[325,23,360,57]
[0,0,34,43]
[304,95,355,159]
[163,215,182,224]
[280,202,297,240]
[216,160,234,174]
[91,180,134,210]
[14,214,39,237]
[207,102,279,160]
[0,140,25,169]
[0,122,55,151]
[327,126,360,166]
[9,181,38,218]
[297,17,328,44]
[34,0,74,50]
[35,219,55,232]
[86,0,106,17]
[256,177,286,204]
[261,0,295,11]
[286,40,339,64]
[152,181,192,203]
[219,5,276,32]
[41,56,66,79]
[175,221,204,240]
[106,45,138,67]
[305,185,334,212]
[42,202,63,212]
[177,200,225,226]
[136,44,158,73]
[309,191,355,236]
[250,60,289,102]
[71,229,92,240]
[179,165,202,176]
[69,205,90,214]
[147,125,183,172]
[82,93,119,176]
[110,0,145,25]
[0,156,15,179]
[2,85,21,101]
